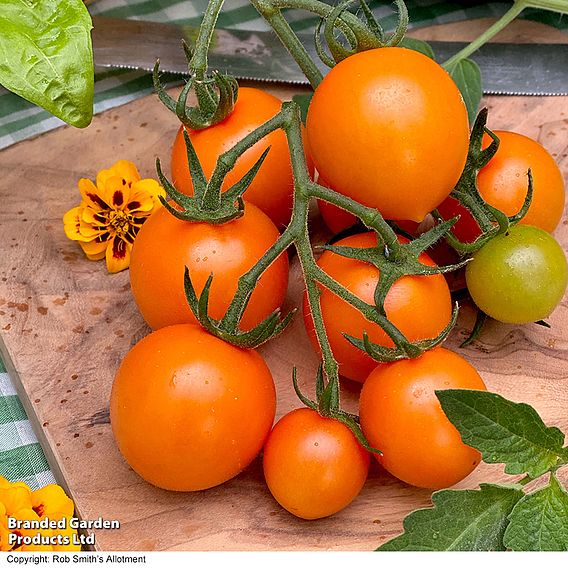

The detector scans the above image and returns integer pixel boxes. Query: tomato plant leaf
[437,390,566,479]
[503,474,568,551]
[377,484,524,551]
[399,37,435,60]
[444,58,482,125]
[0,0,94,127]
[292,93,313,125]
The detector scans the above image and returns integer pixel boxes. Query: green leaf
[0,0,94,127]
[444,58,482,125]
[437,390,566,479]
[292,93,313,125]
[377,484,524,551]
[399,37,435,60]
[504,474,568,551]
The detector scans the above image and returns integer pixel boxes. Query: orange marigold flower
[7,508,53,552]
[0,478,79,552]
[32,484,74,519]
[63,160,165,273]
[0,480,32,516]
[0,503,11,552]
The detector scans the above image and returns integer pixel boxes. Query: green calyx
[153,58,238,130]
[156,129,270,224]
[153,0,239,129]
[311,202,466,362]
[183,268,296,349]
[314,0,408,67]
[160,98,466,359]
[292,366,381,455]
[250,0,409,89]
[435,108,534,255]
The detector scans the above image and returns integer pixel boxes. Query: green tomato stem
[250,1,324,89]
[441,0,568,70]
[190,0,226,80]
[442,1,526,69]
[524,0,568,13]
[250,0,382,88]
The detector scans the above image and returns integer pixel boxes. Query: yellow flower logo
[63,160,165,273]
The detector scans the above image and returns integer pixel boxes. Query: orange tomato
[359,347,487,489]
[303,232,453,383]
[263,408,369,519]
[110,324,276,491]
[306,47,469,222]
[129,202,289,331]
[317,199,357,234]
[477,130,565,233]
[171,87,311,228]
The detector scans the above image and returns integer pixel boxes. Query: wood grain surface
[0,19,567,551]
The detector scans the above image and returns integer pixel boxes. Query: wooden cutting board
[0,19,567,551]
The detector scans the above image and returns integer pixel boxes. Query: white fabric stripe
[34,469,58,488]
[19,471,57,491]
[0,373,17,397]
[0,101,48,127]
[0,115,64,151]
[0,420,39,452]
[88,0,146,15]
[126,0,253,24]
[0,71,136,132]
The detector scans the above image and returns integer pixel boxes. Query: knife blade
[91,15,568,96]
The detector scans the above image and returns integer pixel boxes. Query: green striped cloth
[2,0,567,149]
[0,359,55,489]
[0,0,566,490]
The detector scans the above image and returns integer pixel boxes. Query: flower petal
[97,160,141,189]
[105,237,131,273]
[78,179,111,211]
[104,175,133,211]
[32,485,74,519]
[125,191,156,215]
[0,483,32,516]
[79,239,108,260]
[133,179,166,205]
[81,207,108,227]
[0,516,12,552]
[63,207,86,242]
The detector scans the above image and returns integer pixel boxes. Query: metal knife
[91,15,568,96]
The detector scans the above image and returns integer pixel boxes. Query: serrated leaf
[0,0,94,127]
[292,93,313,125]
[399,37,435,60]
[437,390,566,479]
[503,475,568,551]
[378,484,524,551]
[444,58,482,125]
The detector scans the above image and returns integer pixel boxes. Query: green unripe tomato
[465,225,568,324]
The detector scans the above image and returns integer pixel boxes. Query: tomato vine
[150,0,479,445]
[122,0,568,551]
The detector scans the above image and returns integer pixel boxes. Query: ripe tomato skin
[317,199,357,234]
[465,224,568,324]
[437,196,482,243]
[129,202,289,331]
[303,232,453,383]
[263,408,370,520]
[110,324,276,491]
[478,131,565,233]
[359,347,486,490]
[306,47,469,222]
[171,87,312,228]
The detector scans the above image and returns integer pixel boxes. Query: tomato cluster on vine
[108,0,567,525]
